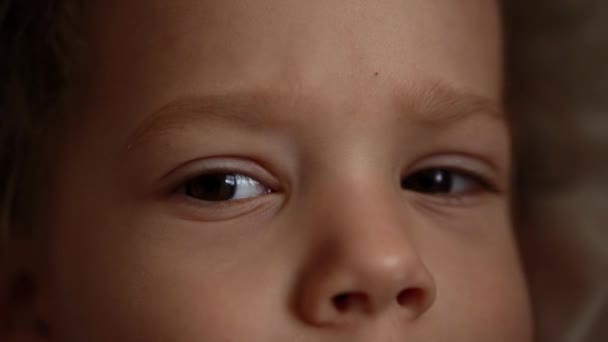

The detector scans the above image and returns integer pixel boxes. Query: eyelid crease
[407,149,506,176]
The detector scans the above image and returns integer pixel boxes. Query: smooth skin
[12,0,533,341]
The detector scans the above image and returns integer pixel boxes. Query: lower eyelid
[169,192,283,222]
[407,196,489,221]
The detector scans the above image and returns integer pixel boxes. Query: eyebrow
[399,82,505,127]
[126,83,505,150]
[126,91,288,150]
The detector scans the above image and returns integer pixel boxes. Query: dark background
[504,1,608,341]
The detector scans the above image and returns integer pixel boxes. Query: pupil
[185,173,237,201]
[421,170,451,193]
[403,169,452,193]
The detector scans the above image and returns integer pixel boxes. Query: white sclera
[231,174,268,199]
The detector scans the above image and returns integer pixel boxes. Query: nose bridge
[312,161,405,240]
[318,177,424,289]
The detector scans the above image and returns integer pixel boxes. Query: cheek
[451,273,531,341]
[427,235,533,341]
[47,208,293,341]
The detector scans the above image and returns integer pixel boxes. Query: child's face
[39,0,531,340]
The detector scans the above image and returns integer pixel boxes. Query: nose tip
[293,178,438,329]
[295,242,437,327]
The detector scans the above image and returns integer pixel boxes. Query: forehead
[73,0,502,142]
[82,0,500,90]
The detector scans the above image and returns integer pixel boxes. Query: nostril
[332,293,350,312]
[332,292,368,313]
[396,288,424,308]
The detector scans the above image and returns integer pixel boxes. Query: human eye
[180,172,271,202]
[165,157,280,215]
[163,157,285,222]
[401,168,489,196]
[165,159,282,221]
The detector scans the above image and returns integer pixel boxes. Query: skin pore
[14,0,532,341]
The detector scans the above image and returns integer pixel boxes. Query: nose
[294,190,436,328]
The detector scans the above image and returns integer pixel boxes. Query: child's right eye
[181,173,271,202]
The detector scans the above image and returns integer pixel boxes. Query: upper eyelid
[404,153,499,178]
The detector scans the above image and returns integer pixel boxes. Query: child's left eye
[182,173,271,202]
[401,168,487,195]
